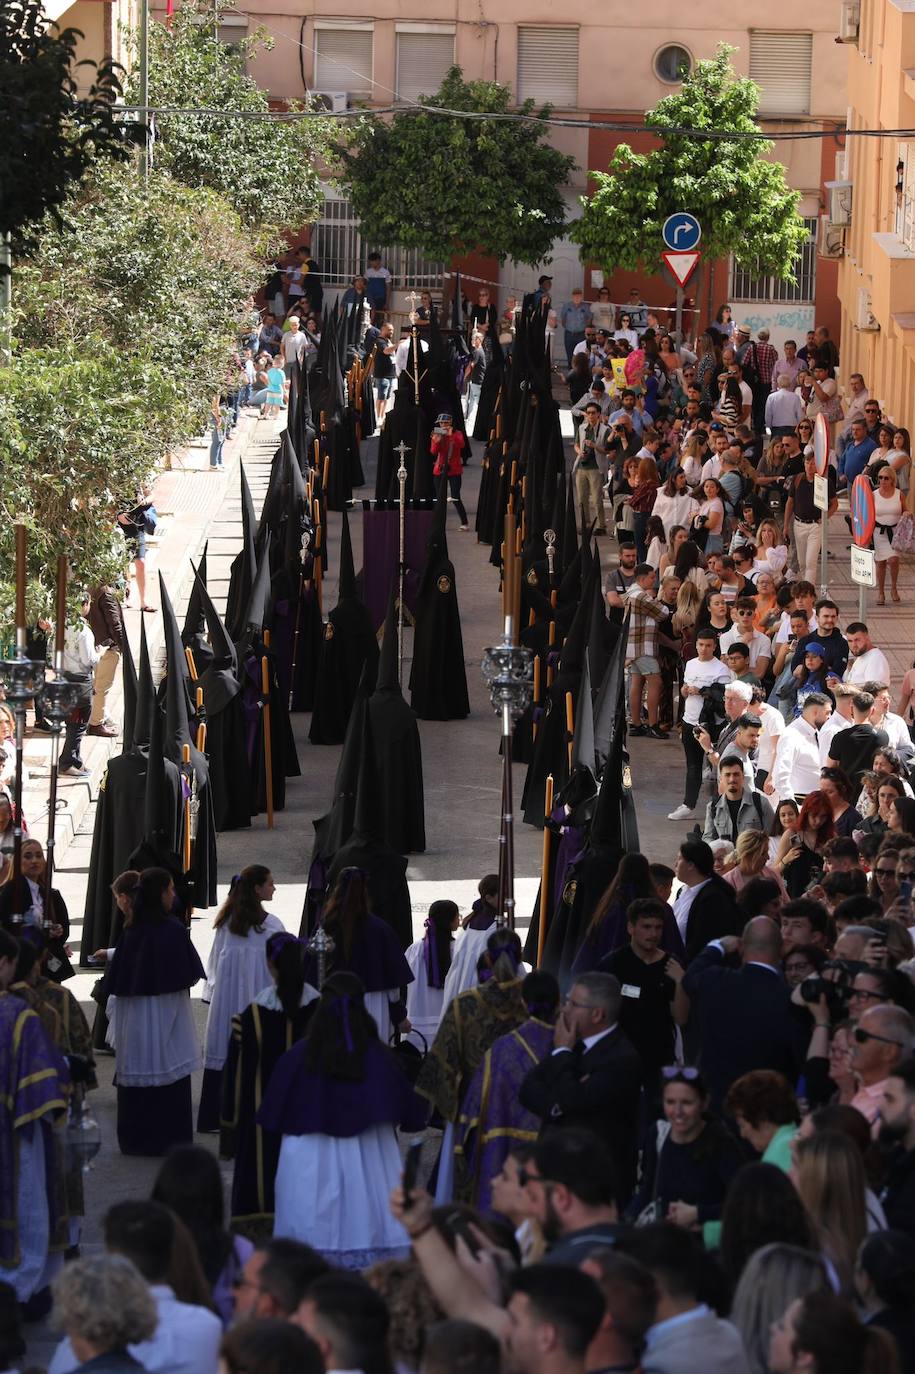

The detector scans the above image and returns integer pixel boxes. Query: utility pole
[139,0,149,177]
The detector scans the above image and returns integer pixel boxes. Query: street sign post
[813,412,829,476]
[851,546,876,588]
[813,476,829,510]
[662,215,702,345]
[850,474,877,618]
[662,213,702,251]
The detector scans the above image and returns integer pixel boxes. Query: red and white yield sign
[661,250,701,288]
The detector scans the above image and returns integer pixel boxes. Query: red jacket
[431,431,464,477]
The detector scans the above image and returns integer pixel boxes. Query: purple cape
[257,1038,428,1137]
[0,992,68,1266]
[105,915,205,997]
[456,1016,555,1213]
[305,913,414,994]
[466,898,496,932]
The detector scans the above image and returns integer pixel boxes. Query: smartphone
[791,835,804,849]
[402,1139,424,1202]
[692,726,704,738]
[446,1209,483,1259]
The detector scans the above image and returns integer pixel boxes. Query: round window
[654,45,692,84]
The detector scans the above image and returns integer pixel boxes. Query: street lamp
[481,567,533,929]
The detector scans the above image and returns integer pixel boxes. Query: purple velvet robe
[455,1016,555,1213]
[0,991,68,1268]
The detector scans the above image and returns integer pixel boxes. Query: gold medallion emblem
[437,575,451,593]
[324,622,334,640]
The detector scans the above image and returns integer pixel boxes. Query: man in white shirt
[280,316,309,379]
[843,623,891,688]
[818,682,854,763]
[719,600,772,680]
[746,687,785,792]
[669,629,732,821]
[764,375,805,436]
[394,328,429,377]
[49,1202,221,1374]
[771,693,833,801]
[700,429,729,482]
[866,681,913,759]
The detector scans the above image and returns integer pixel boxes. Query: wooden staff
[182,743,192,873]
[532,657,540,741]
[195,687,206,753]
[513,529,522,638]
[262,630,275,830]
[184,646,197,681]
[547,619,556,688]
[322,453,330,491]
[313,438,321,471]
[496,414,502,439]
[536,774,554,967]
[320,410,326,434]
[565,691,574,770]
[43,553,68,915]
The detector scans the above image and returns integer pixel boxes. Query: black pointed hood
[243,536,273,635]
[181,542,207,646]
[562,469,579,577]
[352,703,383,842]
[134,618,156,751]
[226,464,258,641]
[375,584,400,694]
[120,633,139,755]
[142,681,169,841]
[338,506,357,601]
[558,560,599,677]
[418,470,450,596]
[572,651,596,775]
[191,562,236,670]
[451,273,462,330]
[158,573,193,760]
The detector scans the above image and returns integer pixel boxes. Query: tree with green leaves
[0,0,134,263]
[1,162,263,615]
[128,0,334,233]
[571,45,807,280]
[337,66,574,265]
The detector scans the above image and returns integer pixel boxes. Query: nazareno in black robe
[309,505,380,746]
[367,589,425,854]
[409,477,469,722]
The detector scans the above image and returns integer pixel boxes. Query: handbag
[634,1120,671,1227]
[892,512,915,554]
[389,1027,428,1084]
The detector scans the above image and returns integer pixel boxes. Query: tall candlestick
[14,524,26,638]
[54,555,67,673]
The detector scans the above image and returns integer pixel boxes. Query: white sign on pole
[813,475,829,512]
[850,546,876,587]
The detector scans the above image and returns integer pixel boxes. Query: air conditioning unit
[817,214,845,258]
[857,288,879,332]
[838,0,860,42]
[826,179,853,226]
[311,90,349,112]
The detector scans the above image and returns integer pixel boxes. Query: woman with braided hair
[405,900,460,1048]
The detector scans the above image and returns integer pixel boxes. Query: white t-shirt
[719,627,772,670]
[753,702,786,773]
[700,455,723,483]
[682,657,733,726]
[845,646,892,688]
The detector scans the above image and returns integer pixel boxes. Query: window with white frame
[748,32,812,116]
[516,26,579,106]
[311,195,444,290]
[396,25,455,103]
[313,24,373,97]
[729,217,818,303]
[896,141,915,252]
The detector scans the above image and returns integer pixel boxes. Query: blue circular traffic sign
[850,474,876,549]
[662,213,702,252]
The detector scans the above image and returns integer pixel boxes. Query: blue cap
[805,641,827,657]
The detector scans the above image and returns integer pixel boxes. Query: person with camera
[848,1003,915,1135]
[430,413,469,530]
[572,401,610,535]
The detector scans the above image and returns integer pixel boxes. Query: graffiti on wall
[731,302,815,355]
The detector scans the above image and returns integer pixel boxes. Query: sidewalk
[18,410,273,869]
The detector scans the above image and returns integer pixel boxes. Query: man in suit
[682,917,807,1109]
[672,839,743,964]
[620,1224,750,1374]
[519,973,642,1204]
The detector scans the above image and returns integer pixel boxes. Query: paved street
[23,401,915,1363]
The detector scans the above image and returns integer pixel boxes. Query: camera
[800,958,858,1020]
[433,426,446,436]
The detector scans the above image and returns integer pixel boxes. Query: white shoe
[667,803,696,821]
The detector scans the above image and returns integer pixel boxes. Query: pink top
[899,668,915,717]
[723,863,788,900]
